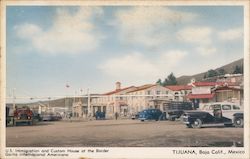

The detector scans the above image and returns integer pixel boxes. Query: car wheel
[171,117,176,121]
[186,124,192,128]
[234,118,243,128]
[191,118,202,128]
[155,117,160,121]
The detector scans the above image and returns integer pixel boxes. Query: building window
[147,91,151,95]
[166,91,168,94]
[155,90,161,98]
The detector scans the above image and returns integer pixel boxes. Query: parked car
[42,113,62,121]
[182,102,243,128]
[42,114,54,121]
[33,113,43,121]
[131,112,140,120]
[138,109,164,121]
[13,107,34,126]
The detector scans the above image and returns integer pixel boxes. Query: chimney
[116,82,121,90]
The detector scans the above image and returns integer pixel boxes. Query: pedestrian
[95,111,98,120]
[115,112,118,120]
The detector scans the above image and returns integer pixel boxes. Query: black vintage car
[182,102,243,128]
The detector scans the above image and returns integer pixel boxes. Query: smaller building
[214,85,243,106]
[187,82,242,108]
[72,97,89,118]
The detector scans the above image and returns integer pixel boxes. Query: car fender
[233,113,243,121]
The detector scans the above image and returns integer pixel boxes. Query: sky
[6,6,244,101]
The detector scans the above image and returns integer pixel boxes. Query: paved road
[6,119,243,147]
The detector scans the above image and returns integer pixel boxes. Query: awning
[187,93,215,99]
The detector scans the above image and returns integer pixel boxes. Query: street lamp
[48,97,51,112]
[65,83,70,119]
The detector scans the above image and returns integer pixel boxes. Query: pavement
[6,119,243,147]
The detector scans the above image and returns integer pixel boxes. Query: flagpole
[65,82,70,119]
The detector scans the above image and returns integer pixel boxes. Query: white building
[126,84,174,113]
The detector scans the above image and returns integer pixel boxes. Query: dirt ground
[6,119,243,147]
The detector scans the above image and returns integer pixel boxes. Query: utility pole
[65,83,70,119]
[12,88,16,110]
[72,90,77,117]
[87,88,91,118]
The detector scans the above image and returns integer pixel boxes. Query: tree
[218,68,226,76]
[167,72,177,85]
[162,72,177,86]
[233,65,243,74]
[156,79,162,85]
[207,69,218,78]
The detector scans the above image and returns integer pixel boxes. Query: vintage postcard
[0,0,249,159]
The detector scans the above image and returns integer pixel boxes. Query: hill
[176,58,243,85]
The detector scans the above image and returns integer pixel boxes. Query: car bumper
[14,119,32,122]
[138,117,147,120]
[182,116,190,124]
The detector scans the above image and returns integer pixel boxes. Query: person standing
[115,112,118,120]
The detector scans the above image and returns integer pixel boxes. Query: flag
[66,84,70,88]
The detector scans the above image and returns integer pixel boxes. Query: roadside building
[72,97,88,118]
[214,85,243,106]
[165,85,192,101]
[187,81,242,108]
[187,82,218,108]
[91,82,137,118]
[216,74,243,85]
[127,84,173,113]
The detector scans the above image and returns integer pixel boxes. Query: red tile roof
[166,85,192,91]
[127,84,156,93]
[187,93,215,99]
[103,86,136,95]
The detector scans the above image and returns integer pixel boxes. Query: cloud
[99,50,187,80]
[14,7,104,55]
[114,7,198,48]
[15,23,42,38]
[176,26,213,45]
[99,52,159,78]
[195,46,217,56]
[218,27,243,41]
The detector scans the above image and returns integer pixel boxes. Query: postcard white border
[1,0,249,159]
